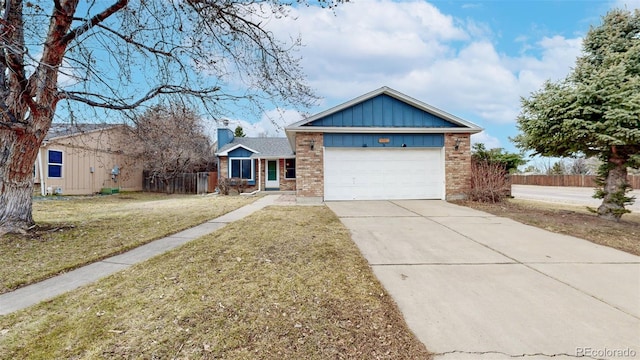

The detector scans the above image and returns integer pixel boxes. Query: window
[230,158,253,180]
[48,150,63,178]
[285,158,296,179]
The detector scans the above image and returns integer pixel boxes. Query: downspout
[216,156,220,193]
[37,147,45,196]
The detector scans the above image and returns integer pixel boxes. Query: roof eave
[45,124,124,142]
[215,143,260,156]
[285,126,483,135]
[249,154,295,160]
[285,86,482,130]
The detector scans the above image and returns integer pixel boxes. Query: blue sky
[228,0,639,153]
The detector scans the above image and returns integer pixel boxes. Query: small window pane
[49,150,62,164]
[49,165,62,178]
[231,159,241,178]
[241,159,252,179]
[285,159,295,179]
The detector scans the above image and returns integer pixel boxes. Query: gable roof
[216,137,294,159]
[45,123,122,141]
[285,86,482,145]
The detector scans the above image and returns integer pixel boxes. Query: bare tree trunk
[597,153,630,221]
[0,127,44,234]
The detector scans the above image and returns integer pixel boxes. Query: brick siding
[292,132,472,200]
[294,132,324,198]
[259,159,296,191]
[219,157,229,178]
[444,133,472,200]
[278,158,297,191]
[219,157,295,192]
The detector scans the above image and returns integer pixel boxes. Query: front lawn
[0,206,431,359]
[0,193,255,294]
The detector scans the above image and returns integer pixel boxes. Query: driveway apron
[326,200,640,360]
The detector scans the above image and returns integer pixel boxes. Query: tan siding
[36,126,143,195]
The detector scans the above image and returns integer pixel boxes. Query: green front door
[265,160,279,189]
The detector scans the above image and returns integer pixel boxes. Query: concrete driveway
[326,200,640,360]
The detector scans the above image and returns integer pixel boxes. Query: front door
[265,159,279,189]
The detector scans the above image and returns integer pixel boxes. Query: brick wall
[219,157,229,178]
[257,159,296,191]
[220,158,296,192]
[444,133,471,200]
[295,132,324,198]
[218,157,259,192]
[292,132,472,200]
[279,159,297,191]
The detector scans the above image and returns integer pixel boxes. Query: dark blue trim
[323,133,444,148]
[228,148,255,157]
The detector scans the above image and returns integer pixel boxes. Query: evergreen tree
[514,9,640,221]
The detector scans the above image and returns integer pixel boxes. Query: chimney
[217,118,234,149]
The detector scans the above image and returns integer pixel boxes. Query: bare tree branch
[59,85,222,110]
[94,23,173,57]
[60,0,128,47]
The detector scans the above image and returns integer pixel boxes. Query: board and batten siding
[305,94,462,128]
[323,133,444,148]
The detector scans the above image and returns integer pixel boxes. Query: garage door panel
[324,148,443,201]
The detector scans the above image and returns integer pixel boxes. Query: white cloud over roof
[239,0,624,150]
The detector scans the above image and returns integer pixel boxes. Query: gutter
[37,148,45,196]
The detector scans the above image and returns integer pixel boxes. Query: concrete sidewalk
[327,200,640,360]
[0,194,289,316]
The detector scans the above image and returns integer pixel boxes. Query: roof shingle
[217,137,294,158]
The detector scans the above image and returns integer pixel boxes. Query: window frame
[284,158,296,179]
[47,149,63,179]
[229,157,254,181]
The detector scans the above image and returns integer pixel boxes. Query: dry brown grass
[0,206,431,359]
[0,193,255,294]
[461,199,640,256]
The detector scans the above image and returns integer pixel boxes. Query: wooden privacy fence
[143,171,218,194]
[511,175,640,189]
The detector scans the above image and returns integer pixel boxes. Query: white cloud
[512,35,583,91]
[262,0,585,127]
[269,0,468,98]
[613,0,640,9]
[471,131,501,149]
[212,108,305,139]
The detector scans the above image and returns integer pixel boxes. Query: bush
[217,178,248,195]
[468,160,510,203]
[218,178,230,195]
[231,178,247,194]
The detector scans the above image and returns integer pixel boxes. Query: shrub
[468,160,510,203]
[218,178,230,195]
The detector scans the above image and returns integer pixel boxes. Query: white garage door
[324,148,444,201]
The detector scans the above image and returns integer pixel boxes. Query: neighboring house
[216,136,296,192]
[216,86,482,201]
[34,123,144,195]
